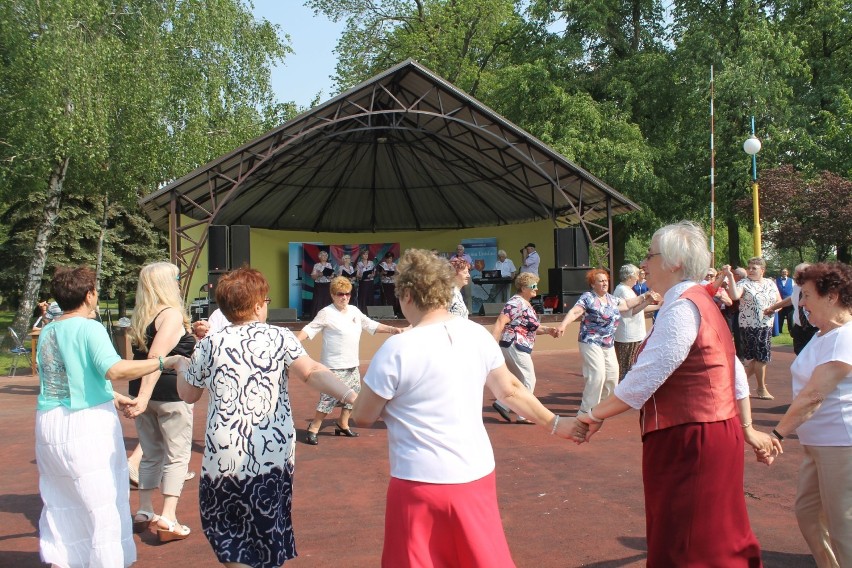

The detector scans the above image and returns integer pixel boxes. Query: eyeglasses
[644,252,662,261]
[334,292,351,297]
[527,284,538,290]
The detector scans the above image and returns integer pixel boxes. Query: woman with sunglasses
[297,276,401,444]
[491,272,560,424]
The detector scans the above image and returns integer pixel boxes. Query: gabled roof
[140,59,639,233]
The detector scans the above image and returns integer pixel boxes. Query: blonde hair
[514,272,539,291]
[330,276,352,295]
[129,262,190,352]
[395,249,454,311]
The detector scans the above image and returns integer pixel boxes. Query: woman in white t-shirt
[768,262,852,567]
[613,264,657,381]
[297,277,401,445]
[351,249,585,568]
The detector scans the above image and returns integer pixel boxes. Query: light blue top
[36,318,121,411]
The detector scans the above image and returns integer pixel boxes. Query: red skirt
[643,418,762,567]
[382,471,515,568]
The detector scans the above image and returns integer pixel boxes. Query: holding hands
[744,426,783,465]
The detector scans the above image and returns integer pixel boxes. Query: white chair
[8,327,32,376]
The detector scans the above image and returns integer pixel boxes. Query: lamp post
[743,116,762,258]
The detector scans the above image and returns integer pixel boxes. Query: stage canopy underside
[139,59,640,297]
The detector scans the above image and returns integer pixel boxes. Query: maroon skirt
[642,418,762,567]
[382,471,515,568]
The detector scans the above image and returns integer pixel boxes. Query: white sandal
[157,517,191,542]
[132,510,158,534]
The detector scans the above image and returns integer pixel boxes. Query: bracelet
[158,356,164,372]
[741,421,752,429]
[550,415,560,435]
[587,408,604,423]
[771,429,784,441]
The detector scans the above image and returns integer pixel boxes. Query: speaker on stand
[229,225,251,269]
[554,227,590,268]
[208,225,229,272]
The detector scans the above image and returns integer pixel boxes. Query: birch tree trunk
[11,157,69,339]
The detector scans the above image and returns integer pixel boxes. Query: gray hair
[497,249,507,258]
[747,257,766,269]
[653,221,711,282]
[794,262,810,277]
[619,264,639,282]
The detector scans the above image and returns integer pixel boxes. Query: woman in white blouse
[356,249,376,311]
[726,257,782,399]
[310,250,334,317]
[448,257,471,318]
[576,222,780,566]
[297,276,401,444]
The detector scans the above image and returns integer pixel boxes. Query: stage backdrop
[462,237,498,314]
[294,242,400,317]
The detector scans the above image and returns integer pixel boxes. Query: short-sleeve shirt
[185,323,306,475]
[736,278,777,329]
[300,304,379,369]
[36,318,121,411]
[576,291,623,348]
[363,318,503,483]
[448,287,469,319]
[791,321,852,446]
[521,251,540,276]
[497,295,540,353]
[313,262,333,283]
[613,284,645,343]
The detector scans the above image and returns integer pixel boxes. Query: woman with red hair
[557,268,656,413]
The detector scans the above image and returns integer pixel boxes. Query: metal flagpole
[710,65,716,265]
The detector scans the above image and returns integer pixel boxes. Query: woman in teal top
[35,266,184,568]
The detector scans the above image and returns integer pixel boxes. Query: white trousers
[578,342,618,413]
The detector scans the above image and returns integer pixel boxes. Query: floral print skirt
[199,462,296,568]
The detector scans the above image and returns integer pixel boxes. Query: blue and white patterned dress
[185,322,306,568]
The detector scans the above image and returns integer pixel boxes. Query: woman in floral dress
[177,267,355,568]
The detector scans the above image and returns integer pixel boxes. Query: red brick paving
[0,348,815,567]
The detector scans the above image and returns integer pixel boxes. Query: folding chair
[8,327,32,376]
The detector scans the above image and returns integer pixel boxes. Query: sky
[250,1,345,108]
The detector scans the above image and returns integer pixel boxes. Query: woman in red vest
[575,221,782,567]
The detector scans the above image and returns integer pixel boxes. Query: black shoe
[334,423,359,437]
[492,402,512,423]
[305,430,319,445]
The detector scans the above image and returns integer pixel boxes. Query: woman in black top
[127,262,196,542]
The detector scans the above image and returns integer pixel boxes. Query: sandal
[132,510,159,534]
[755,389,775,400]
[157,517,191,542]
[184,470,196,481]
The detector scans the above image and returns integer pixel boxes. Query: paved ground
[0,347,816,567]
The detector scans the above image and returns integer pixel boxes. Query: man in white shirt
[494,250,516,278]
[520,243,540,276]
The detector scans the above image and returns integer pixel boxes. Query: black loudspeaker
[557,293,583,313]
[207,271,224,306]
[229,225,251,269]
[549,267,589,294]
[554,227,590,267]
[208,225,229,271]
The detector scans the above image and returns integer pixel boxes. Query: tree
[0,0,291,336]
[757,165,852,261]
